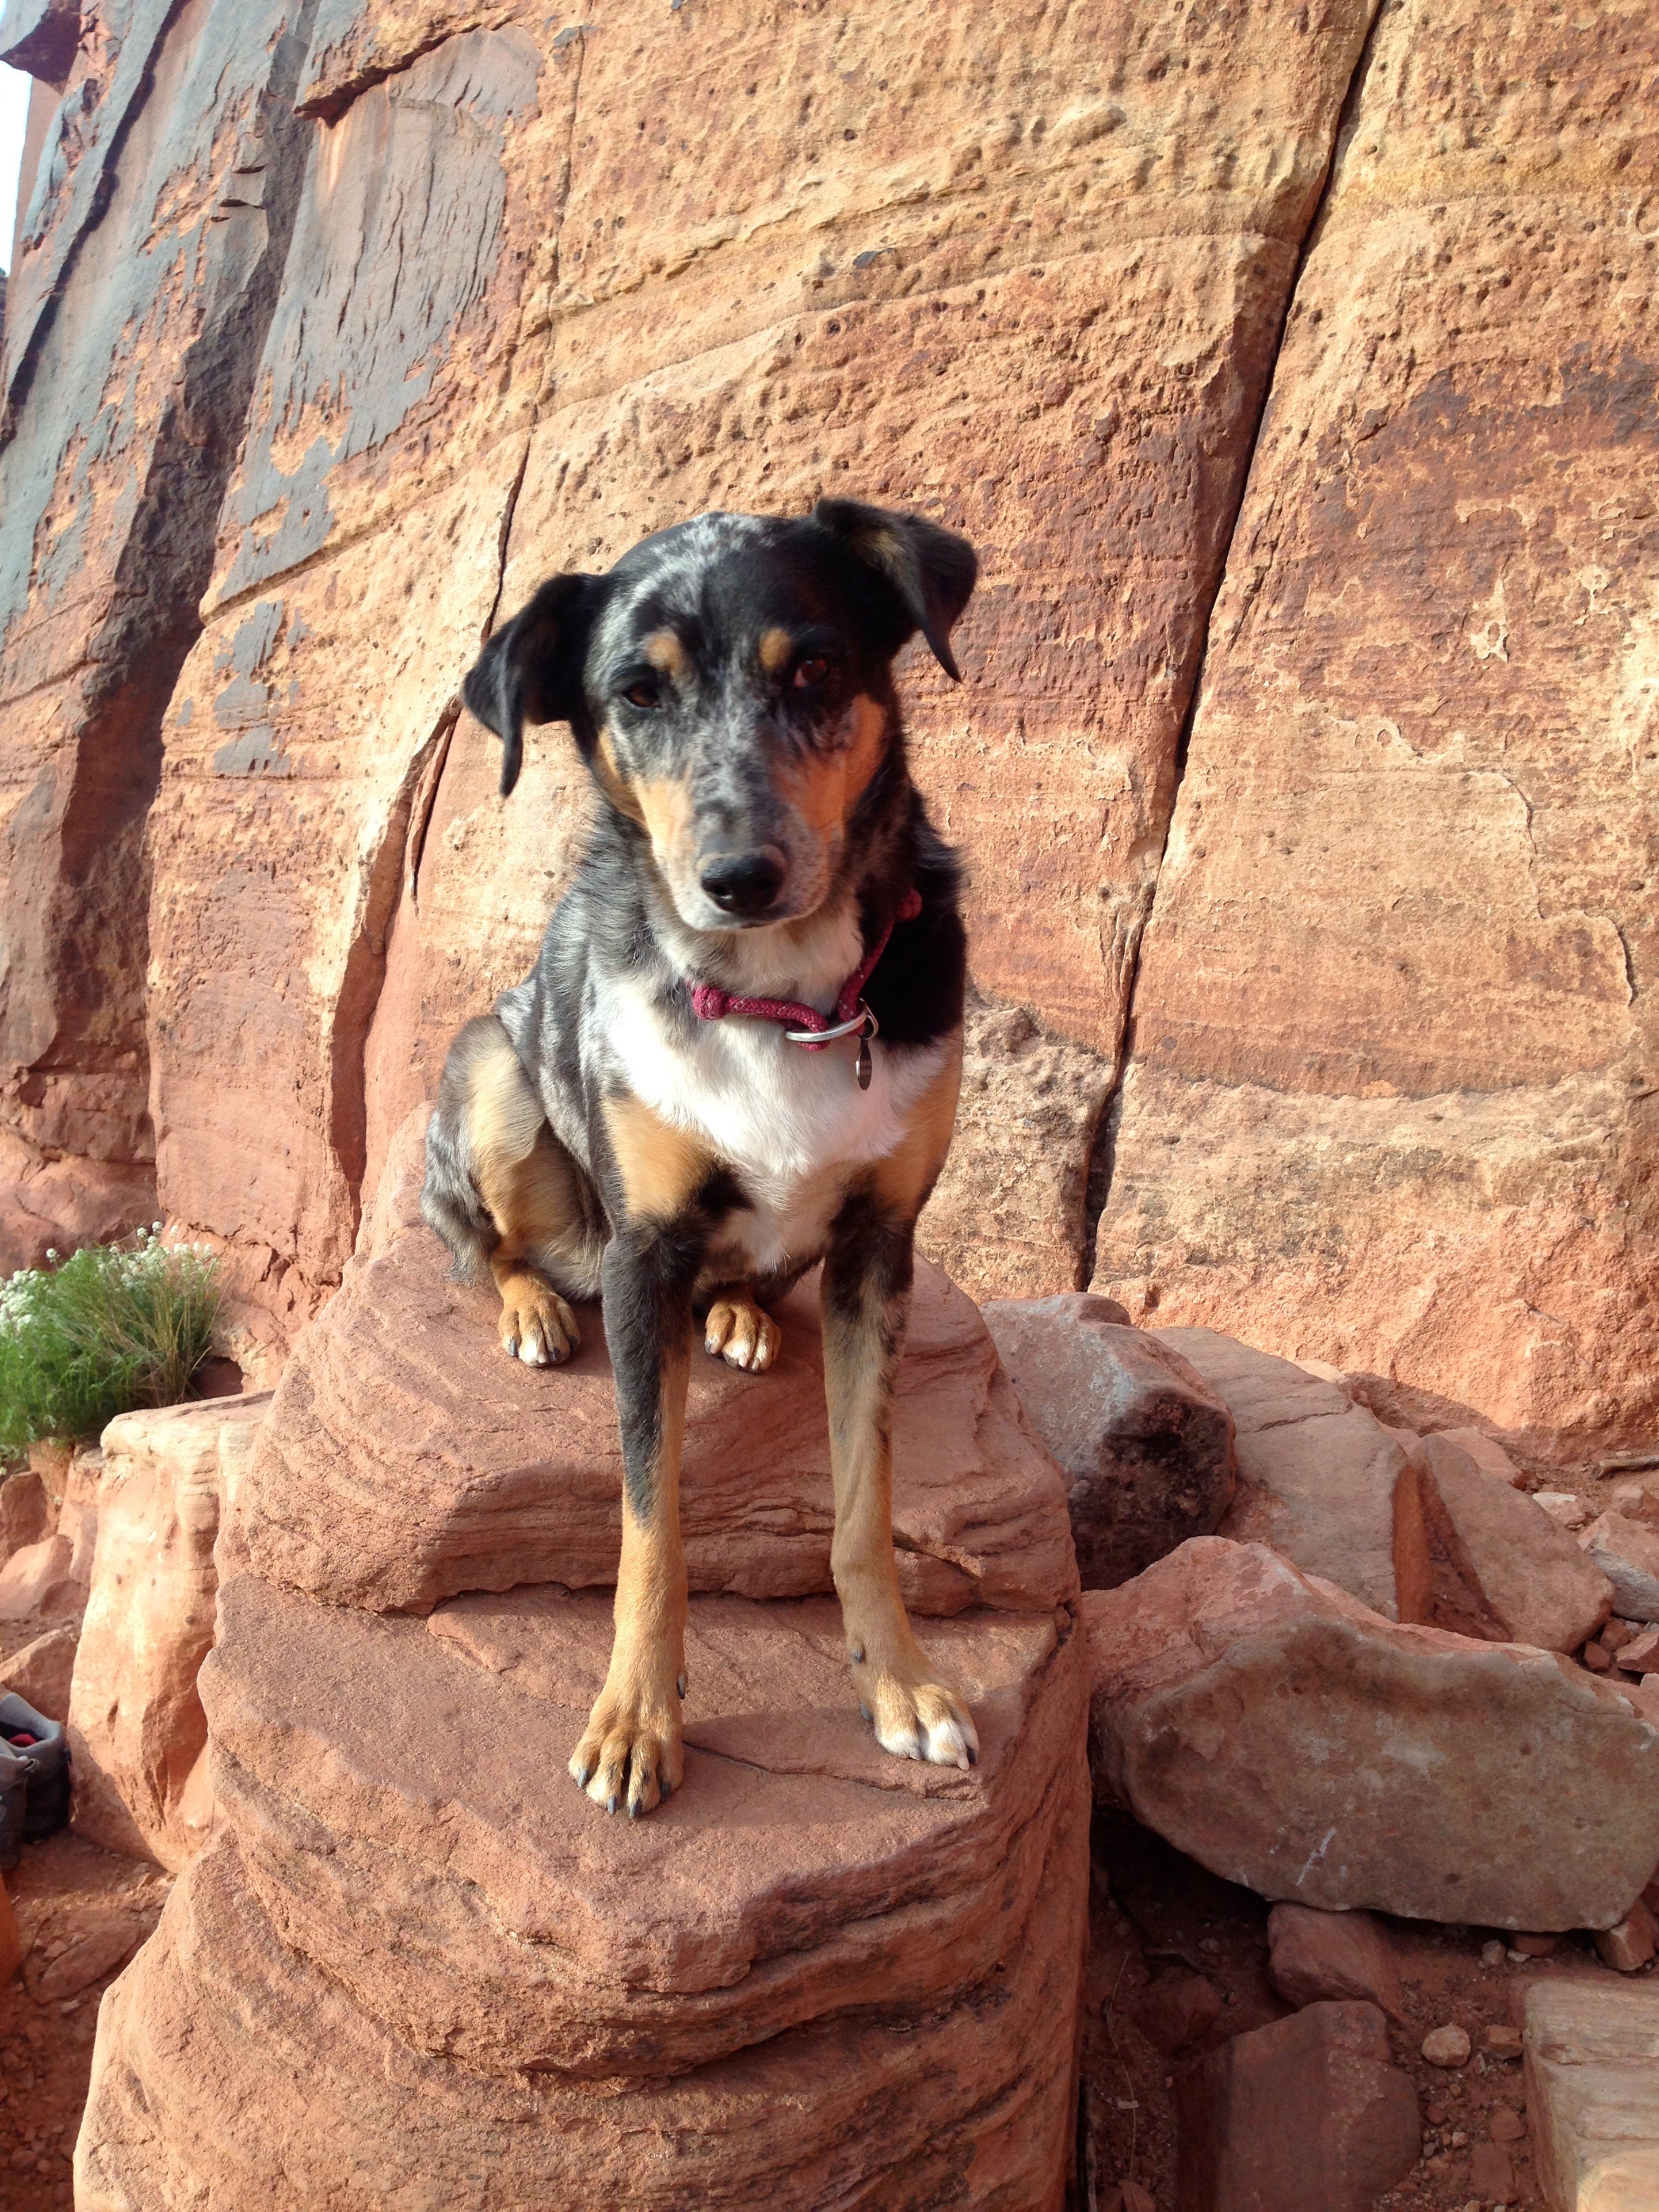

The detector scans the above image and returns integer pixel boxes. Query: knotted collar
[689,887,922,1051]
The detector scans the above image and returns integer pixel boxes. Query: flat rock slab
[1163,1328,1411,1619]
[1525,1980,1659,2212]
[1085,1538,1659,1929]
[203,1574,1087,2081]
[982,1296,1236,1589]
[232,1116,1074,1616]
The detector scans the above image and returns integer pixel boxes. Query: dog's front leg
[569,1229,693,1817]
[823,1198,979,1771]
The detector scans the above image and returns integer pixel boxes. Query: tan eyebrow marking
[758,627,795,674]
[642,630,692,681]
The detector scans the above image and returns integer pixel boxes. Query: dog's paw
[569,1677,684,1818]
[703,1290,780,1372]
[499,1272,580,1367]
[855,1655,979,1773]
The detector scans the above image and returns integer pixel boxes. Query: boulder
[1160,1328,1412,1618]
[1395,1431,1614,1652]
[79,1569,1088,2207]
[1525,1980,1659,2212]
[0,1469,50,1565]
[230,1112,1075,1618]
[1084,1538,1659,1929]
[0,1620,77,1721]
[1437,1427,1525,1486]
[1174,2000,1418,2212]
[1266,1904,1405,2023]
[0,1530,82,1620]
[68,1393,271,1868]
[981,1294,1236,1587]
[1581,1515,1659,1623]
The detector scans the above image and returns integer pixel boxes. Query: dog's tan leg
[823,1046,976,1770]
[567,1095,713,1816]
[466,1029,596,1366]
[569,1318,689,1816]
[703,1286,781,1371]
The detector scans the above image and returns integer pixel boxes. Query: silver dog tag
[855,1031,873,1090]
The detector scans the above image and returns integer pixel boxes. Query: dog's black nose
[699,846,786,918]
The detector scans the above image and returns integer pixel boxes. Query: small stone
[1485,2025,1524,2059]
[1594,1899,1658,1973]
[1488,2105,1525,2141]
[1268,1902,1406,2020]
[1470,2141,1516,2197]
[1583,1640,1613,1672]
[1601,1618,1641,1654]
[1509,1932,1559,1957]
[1480,1938,1506,1967]
[1119,2184,1156,2212]
[1422,2024,1472,2067]
[1425,2104,1448,2125]
[1135,1971,1223,2055]
[1534,1492,1589,1530]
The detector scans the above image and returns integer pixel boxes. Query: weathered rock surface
[1174,2001,1418,2212]
[232,1113,1074,1616]
[1096,0,1659,1460]
[982,1294,1235,1588]
[1266,1904,1405,2024]
[1396,1430,1614,1652]
[80,1568,1087,2207]
[1085,1538,1659,1929]
[1161,1328,1412,1619]
[69,1392,270,1869]
[1525,1980,1659,2212]
[1581,1515,1659,1624]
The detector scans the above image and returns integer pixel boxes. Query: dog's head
[463,501,976,931]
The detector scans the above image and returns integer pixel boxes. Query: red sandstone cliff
[1,0,1654,1454]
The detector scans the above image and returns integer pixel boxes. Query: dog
[422,499,979,1818]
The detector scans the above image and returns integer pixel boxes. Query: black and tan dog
[422,499,978,1818]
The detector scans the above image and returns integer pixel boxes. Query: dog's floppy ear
[464,573,602,797]
[811,499,978,681]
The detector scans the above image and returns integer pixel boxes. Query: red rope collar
[690,888,922,1050]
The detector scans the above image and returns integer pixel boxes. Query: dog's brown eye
[623,682,660,710]
[792,657,830,691]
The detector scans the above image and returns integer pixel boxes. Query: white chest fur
[598,972,948,1276]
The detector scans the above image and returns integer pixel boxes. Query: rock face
[1084,1538,1659,1929]
[1525,1980,1659,2212]
[1174,2001,1418,2212]
[232,1112,1076,1617]
[1095,0,1659,1460]
[1162,1328,1412,1620]
[68,1391,271,1869]
[982,1295,1236,1588]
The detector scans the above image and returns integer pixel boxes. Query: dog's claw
[676,1671,688,1700]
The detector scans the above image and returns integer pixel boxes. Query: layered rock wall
[1,0,1654,1443]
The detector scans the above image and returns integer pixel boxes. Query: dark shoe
[0,1693,68,1843]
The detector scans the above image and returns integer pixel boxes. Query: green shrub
[0,1227,222,1457]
